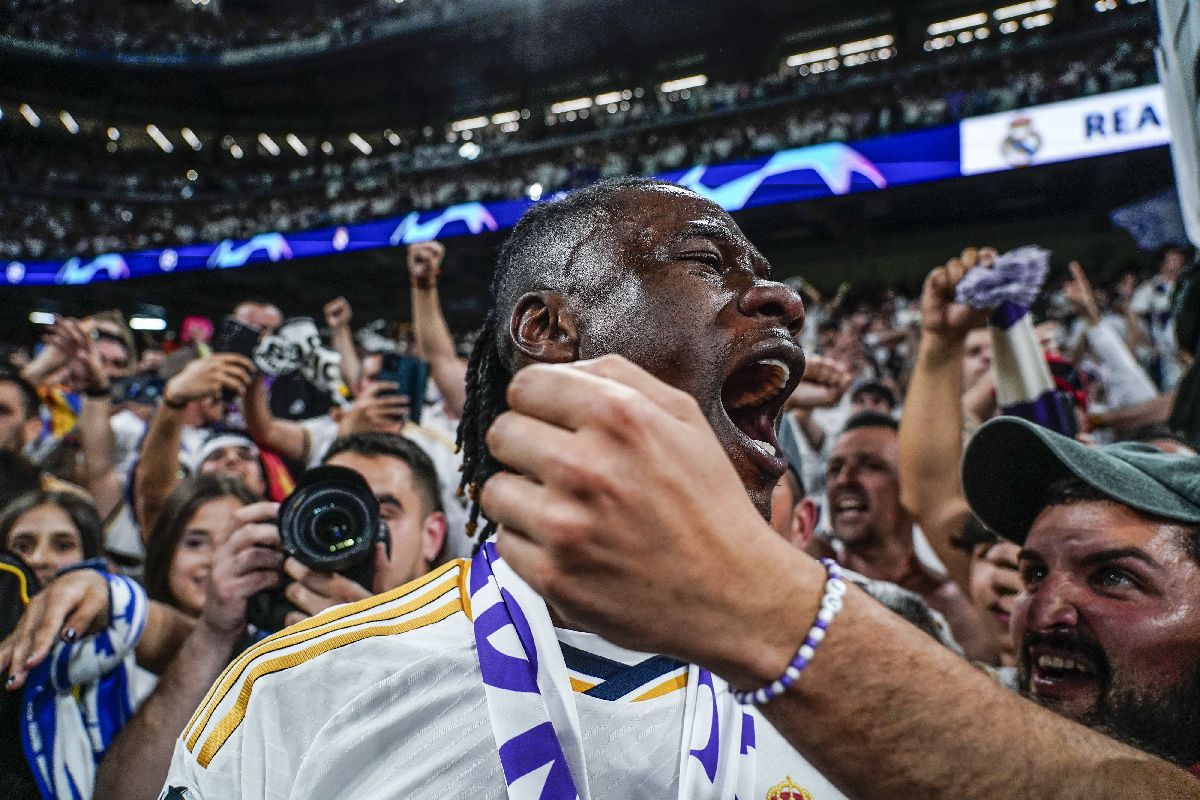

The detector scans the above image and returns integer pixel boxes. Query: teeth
[726,359,792,411]
[1036,655,1093,675]
[751,439,777,456]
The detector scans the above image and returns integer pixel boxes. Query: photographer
[89,432,445,800]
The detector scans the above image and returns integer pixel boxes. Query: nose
[739,281,805,337]
[1023,576,1080,632]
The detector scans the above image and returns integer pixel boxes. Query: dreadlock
[456,176,683,540]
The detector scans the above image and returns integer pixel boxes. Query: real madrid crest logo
[1000,116,1042,168]
[766,775,814,800]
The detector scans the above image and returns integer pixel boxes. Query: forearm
[730,549,1197,799]
[1084,320,1158,408]
[134,601,197,674]
[331,327,361,390]
[791,409,826,451]
[1090,390,1176,432]
[244,376,305,461]
[78,396,116,481]
[411,285,466,416]
[898,334,971,588]
[20,349,62,387]
[94,623,239,800]
[135,406,185,534]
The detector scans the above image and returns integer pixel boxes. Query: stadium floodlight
[107,127,120,141]
[385,131,401,146]
[839,34,895,56]
[129,314,168,331]
[786,47,839,67]
[181,127,202,150]
[458,142,481,160]
[286,133,308,156]
[258,133,281,156]
[490,110,521,125]
[1021,11,1053,26]
[321,140,334,154]
[146,124,174,153]
[348,132,373,154]
[19,104,40,128]
[927,13,987,35]
[186,169,198,181]
[993,0,1055,20]
[592,91,627,106]
[549,97,593,114]
[527,182,543,200]
[659,75,707,93]
[451,116,490,132]
[58,111,79,134]
[230,143,244,159]
[29,311,56,325]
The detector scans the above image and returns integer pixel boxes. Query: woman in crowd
[142,474,259,616]
[0,490,101,590]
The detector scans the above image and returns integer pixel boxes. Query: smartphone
[377,353,429,425]
[111,374,165,405]
[213,316,261,400]
[214,316,262,359]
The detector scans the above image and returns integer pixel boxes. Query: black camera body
[248,465,389,633]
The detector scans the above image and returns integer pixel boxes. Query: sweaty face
[969,540,1022,666]
[6,504,86,589]
[199,445,266,497]
[1015,501,1200,765]
[826,425,909,546]
[571,187,806,516]
[168,496,243,615]
[324,452,442,592]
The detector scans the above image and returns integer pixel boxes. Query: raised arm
[408,241,467,418]
[243,373,307,463]
[483,357,1199,800]
[323,296,362,392]
[135,354,252,534]
[898,249,989,593]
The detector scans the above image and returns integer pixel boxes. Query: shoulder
[181,558,476,772]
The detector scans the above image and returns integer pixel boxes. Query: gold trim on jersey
[569,676,598,692]
[197,597,462,767]
[631,672,689,702]
[185,559,465,749]
[458,559,474,621]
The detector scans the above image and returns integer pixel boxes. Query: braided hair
[456,176,683,539]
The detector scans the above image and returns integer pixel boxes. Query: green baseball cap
[962,416,1200,544]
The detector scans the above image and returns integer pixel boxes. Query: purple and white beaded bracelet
[733,557,847,706]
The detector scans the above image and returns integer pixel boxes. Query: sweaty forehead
[607,186,752,252]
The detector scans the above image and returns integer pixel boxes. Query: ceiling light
[549,97,593,114]
[19,104,40,128]
[451,116,489,131]
[994,0,1056,20]
[787,47,839,67]
[29,311,56,325]
[458,141,481,160]
[321,140,334,154]
[58,111,78,134]
[386,131,401,146]
[181,127,202,150]
[230,143,244,159]
[146,124,174,153]
[258,133,280,156]
[927,13,987,35]
[659,75,707,93]
[490,110,521,125]
[286,133,308,156]
[348,132,372,154]
[839,34,895,55]
[107,127,120,141]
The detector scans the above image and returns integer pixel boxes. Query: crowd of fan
[0,29,1157,263]
[0,0,416,57]
[0,220,1196,797]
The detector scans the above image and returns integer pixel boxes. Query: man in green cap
[962,416,1200,772]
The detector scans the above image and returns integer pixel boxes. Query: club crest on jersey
[766,775,814,800]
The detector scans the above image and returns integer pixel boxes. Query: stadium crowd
[0,27,1156,262]
[0,192,1198,796]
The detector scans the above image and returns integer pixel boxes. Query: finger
[283,558,341,596]
[944,257,965,287]
[486,412,578,483]
[234,546,285,576]
[284,611,306,627]
[284,579,334,617]
[229,522,284,553]
[494,526,550,593]
[978,247,998,269]
[960,247,979,269]
[571,356,700,421]
[480,472,560,535]
[231,502,280,527]
[1069,261,1090,288]
[59,589,110,641]
[506,359,686,432]
[924,265,949,297]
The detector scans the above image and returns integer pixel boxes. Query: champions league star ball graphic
[1000,116,1042,168]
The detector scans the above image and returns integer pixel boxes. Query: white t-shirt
[163,560,846,800]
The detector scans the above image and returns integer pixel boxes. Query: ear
[421,511,448,566]
[509,291,579,365]
[788,498,819,551]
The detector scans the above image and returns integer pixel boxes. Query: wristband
[55,557,109,577]
[83,385,111,398]
[163,394,188,410]
[733,557,846,706]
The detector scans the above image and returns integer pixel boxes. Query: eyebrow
[1018,546,1159,568]
[377,494,404,510]
[668,220,743,247]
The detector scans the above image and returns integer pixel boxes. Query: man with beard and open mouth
[161,177,854,799]
[961,416,1200,772]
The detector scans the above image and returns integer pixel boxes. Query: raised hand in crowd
[406,239,468,418]
[786,354,853,410]
[1062,260,1101,327]
[337,377,410,436]
[323,295,361,390]
[21,316,91,386]
[406,240,444,290]
[163,352,254,407]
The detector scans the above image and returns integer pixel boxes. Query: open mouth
[1027,647,1102,700]
[720,347,802,474]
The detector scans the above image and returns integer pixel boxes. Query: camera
[247,465,389,633]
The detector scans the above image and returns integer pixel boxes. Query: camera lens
[310,505,358,553]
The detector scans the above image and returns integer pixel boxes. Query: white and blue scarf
[469,541,757,800]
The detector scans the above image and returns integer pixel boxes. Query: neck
[841,531,919,583]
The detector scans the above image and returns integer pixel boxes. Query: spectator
[0,490,101,589]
